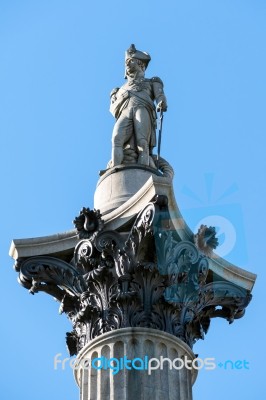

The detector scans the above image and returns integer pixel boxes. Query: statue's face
[125,57,143,74]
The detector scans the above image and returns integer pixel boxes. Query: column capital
[15,195,252,356]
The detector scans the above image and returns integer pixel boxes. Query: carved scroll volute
[19,256,87,296]
[74,239,97,274]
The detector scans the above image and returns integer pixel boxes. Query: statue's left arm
[151,77,168,112]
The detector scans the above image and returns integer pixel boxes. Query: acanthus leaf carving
[17,196,252,355]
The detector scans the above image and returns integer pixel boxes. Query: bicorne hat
[125,44,151,69]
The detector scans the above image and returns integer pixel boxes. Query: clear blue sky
[1,1,265,399]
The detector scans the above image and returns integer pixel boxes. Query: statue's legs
[134,107,151,166]
[111,106,151,166]
[112,111,133,166]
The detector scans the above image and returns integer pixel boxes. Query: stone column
[74,328,197,400]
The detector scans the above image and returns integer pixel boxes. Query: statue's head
[125,44,151,78]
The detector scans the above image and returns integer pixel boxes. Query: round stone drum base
[74,328,198,400]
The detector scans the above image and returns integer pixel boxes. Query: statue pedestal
[74,328,197,400]
[94,164,163,216]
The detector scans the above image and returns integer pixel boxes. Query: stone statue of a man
[110,44,167,167]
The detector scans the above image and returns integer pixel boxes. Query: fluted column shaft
[74,328,197,400]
